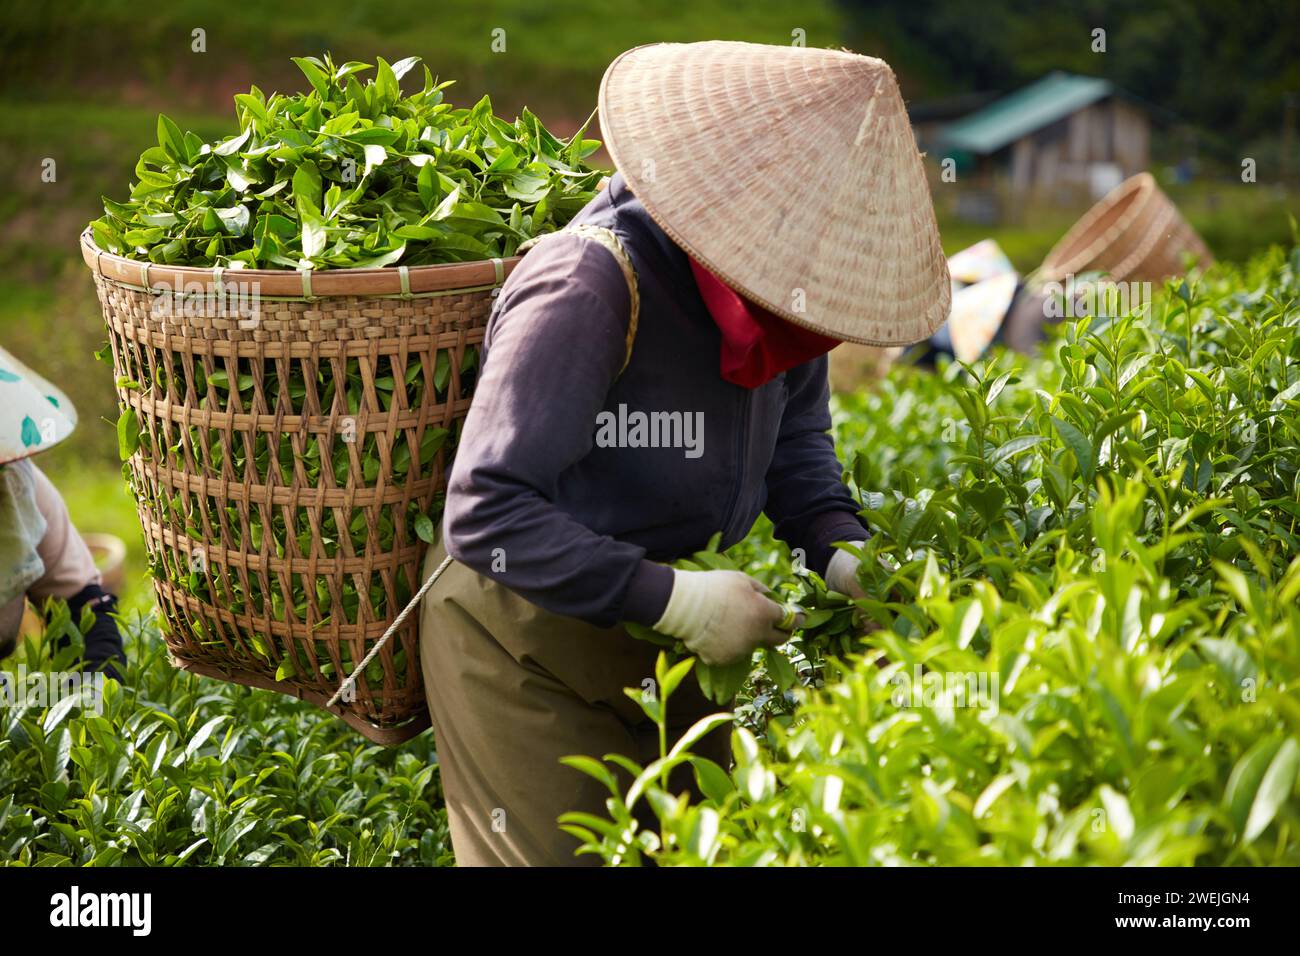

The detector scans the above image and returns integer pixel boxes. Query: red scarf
[688,259,839,389]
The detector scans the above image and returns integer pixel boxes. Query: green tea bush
[10,244,1299,868]
[1,608,450,865]
[566,245,1300,866]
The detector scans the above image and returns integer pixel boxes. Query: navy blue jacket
[442,174,867,627]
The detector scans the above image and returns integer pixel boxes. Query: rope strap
[325,552,454,709]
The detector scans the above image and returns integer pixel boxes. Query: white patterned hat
[0,346,78,464]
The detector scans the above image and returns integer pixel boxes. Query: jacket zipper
[718,387,753,541]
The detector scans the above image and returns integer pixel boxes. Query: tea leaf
[90,53,602,269]
[1051,415,1094,484]
[116,407,140,460]
[1244,739,1300,842]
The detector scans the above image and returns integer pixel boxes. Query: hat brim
[598,41,951,346]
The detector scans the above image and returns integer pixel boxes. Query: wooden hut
[933,72,1150,204]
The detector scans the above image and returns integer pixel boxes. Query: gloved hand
[654,569,794,666]
[825,541,868,599]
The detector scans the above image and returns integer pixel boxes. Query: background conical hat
[0,346,77,464]
[948,272,1019,364]
[598,41,951,346]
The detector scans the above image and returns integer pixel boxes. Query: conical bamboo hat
[598,41,951,346]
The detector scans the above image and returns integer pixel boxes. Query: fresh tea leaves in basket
[85,54,601,742]
[89,52,604,268]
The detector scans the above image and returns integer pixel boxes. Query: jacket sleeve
[763,356,869,576]
[27,461,102,600]
[441,233,673,628]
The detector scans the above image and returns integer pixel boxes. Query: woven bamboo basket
[1039,172,1213,284]
[81,230,518,744]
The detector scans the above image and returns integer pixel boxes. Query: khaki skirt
[417,533,731,866]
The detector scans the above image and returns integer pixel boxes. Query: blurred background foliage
[844,0,1300,153]
[0,0,1295,604]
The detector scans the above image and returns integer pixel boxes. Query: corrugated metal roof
[937,72,1114,155]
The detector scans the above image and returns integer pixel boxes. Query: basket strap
[325,551,455,709]
[326,228,640,713]
[517,224,641,372]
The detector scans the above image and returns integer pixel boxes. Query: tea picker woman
[0,345,127,681]
[419,41,950,866]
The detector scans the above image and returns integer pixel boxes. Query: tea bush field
[4,244,1300,867]
[1,611,451,866]
[566,244,1300,866]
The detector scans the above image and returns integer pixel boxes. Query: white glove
[654,569,793,666]
[825,542,867,598]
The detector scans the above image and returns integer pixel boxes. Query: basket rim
[80,228,522,299]
[1039,171,1160,278]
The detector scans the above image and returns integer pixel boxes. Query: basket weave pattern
[89,258,494,743]
[1040,172,1213,284]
